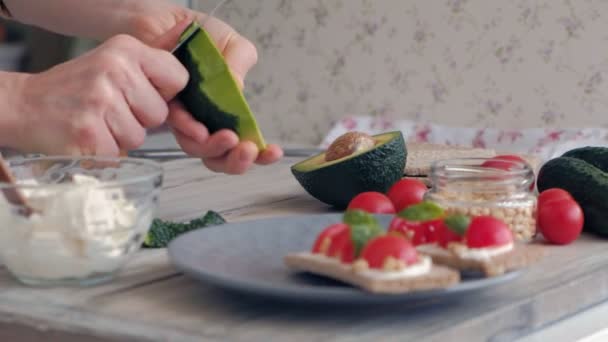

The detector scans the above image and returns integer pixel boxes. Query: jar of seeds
[424,158,537,242]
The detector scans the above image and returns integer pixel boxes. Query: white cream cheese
[456,243,514,261]
[304,253,431,280]
[416,242,514,261]
[0,174,152,281]
[358,256,431,280]
[416,244,452,257]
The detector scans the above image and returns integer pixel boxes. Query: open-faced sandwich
[284,210,460,294]
[388,202,545,277]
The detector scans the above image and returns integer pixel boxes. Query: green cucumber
[562,146,608,172]
[537,157,608,236]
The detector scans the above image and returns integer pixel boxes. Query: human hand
[126,1,283,174]
[13,26,189,156]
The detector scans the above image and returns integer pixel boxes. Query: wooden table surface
[2,156,608,342]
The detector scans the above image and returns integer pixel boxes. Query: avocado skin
[537,156,608,236]
[291,132,406,209]
[172,23,266,150]
[175,41,239,133]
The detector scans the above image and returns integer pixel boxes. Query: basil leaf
[343,210,383,256]
[443,214,471,236]
[398,201,445,221]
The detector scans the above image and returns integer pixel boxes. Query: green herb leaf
[343,210,383,256]
[443,214,471,236]
[398,201,445,221]
[143,211,226,248]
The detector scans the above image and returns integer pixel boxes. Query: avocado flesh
[291,131,406,209]
[293,133,395,171]
[175,22,266,150]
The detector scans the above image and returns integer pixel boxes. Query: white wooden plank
[1,157,608,341]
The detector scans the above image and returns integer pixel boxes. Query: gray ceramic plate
[168,214,521,305]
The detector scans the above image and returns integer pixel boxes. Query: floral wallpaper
[195,0,608,146]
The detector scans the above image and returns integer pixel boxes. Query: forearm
[0,71,28,149]
[5,0,144,41]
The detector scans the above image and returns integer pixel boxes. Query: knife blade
[128,147,324,160]
[171,0,231,54]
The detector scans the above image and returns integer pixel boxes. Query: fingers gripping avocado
[291,131,407,209]
[174,22,266,150]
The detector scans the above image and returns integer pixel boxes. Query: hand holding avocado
[2,0,283,175]
[170,21,283,174]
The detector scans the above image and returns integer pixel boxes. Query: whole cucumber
[537,157,608,236]
[562,146,608,172]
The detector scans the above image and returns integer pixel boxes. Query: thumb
[150,18,194,51]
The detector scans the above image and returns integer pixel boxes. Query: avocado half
[174,22,266,150]
[291,131,406,209]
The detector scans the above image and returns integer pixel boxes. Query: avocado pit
[325,132,376,162]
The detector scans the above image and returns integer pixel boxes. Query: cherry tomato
[361,235,418,269]
[538,188,573,208]
[327,228,356,263]
[347,192,396,214]
[388,217,441,246]
[481,155,526,170]
[481,155,535,190]
[465,216,513,248]
[311,223,349,254]
[435,222,463,248]
[386,179,428,212]
[538,198,583,245]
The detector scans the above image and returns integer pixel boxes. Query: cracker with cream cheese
[418,243,545,277]
[284,253,460,294]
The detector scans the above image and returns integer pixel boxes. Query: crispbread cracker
[284,253,460,294]
[419,243,545,277]
[405,143,496,176]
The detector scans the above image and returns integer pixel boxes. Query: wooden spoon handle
[0,158,34,216]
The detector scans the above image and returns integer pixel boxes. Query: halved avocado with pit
[174,22,266,150]
[291,131,406,209]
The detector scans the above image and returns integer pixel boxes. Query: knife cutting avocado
[172,21,267,151]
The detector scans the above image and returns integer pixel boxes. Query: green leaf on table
[143,211,226,248]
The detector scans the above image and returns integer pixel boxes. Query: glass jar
[424,158,537,242]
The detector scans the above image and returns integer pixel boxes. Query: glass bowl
[0,156,163,286]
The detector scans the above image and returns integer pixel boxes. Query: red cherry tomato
[347,192,396,214]
[361,235,418,269]
[388,217,441,246]
[327,228,356,263]
[538,188,573,208]
[465,216,513,248]
[481,155,526,170]
[311,223,349,254]
[481,155,535,190]
[435,222,463,248]
[538,198,583,245]
[386,179,428,212]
